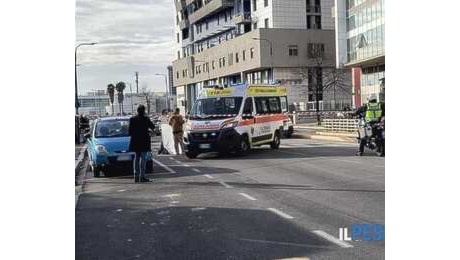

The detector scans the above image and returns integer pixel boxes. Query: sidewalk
[75,143,87,207]
[292,123,357,143]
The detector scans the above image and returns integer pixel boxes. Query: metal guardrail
[322,119,358,133]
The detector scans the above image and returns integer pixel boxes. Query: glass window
[268,97,281,113]
[255,97,270,114]
[243,97,253,114]
[280,96,288,112]
[191,97,243,118]
[289,45,298,56]
[95,119,129,138]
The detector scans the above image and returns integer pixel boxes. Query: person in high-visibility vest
[355,94,385,156]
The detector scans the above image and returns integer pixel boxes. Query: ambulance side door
[241,97,255,139]
[253,97,272,144]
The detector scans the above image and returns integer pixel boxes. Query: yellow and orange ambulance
[184,83,289,158]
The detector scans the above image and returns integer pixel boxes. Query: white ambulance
[184,83,289,158]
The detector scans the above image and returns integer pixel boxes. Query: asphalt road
[76,136,384,260]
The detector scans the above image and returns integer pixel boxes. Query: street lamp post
[155,74,170,111]
[252,37,273,83]
[75,42,97,115]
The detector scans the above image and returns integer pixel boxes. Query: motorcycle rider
[355,94,385,156]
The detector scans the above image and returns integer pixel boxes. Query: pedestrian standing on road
[129,105,155,183]
[158,109,170,154]
[169,108,185,155]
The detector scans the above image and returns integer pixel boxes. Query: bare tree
[299,44,351,125]
[141,88,151,115]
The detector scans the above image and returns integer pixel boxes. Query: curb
[292,133,356,143]
[75,145,87,208]
[75,144,87,174]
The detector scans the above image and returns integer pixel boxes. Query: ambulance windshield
[190,97,243,119]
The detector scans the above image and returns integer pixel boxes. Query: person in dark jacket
[129,105,155,183]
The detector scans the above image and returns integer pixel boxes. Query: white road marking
[117,189,126,192]
[116,209,123,212]
[204,174,214,179]
[312,230,354,248]
[267,208,294,219]
[239,238,331,251]
[192,168,201,173]
[162,194,181,198]
[152,158,175,173]
[219,181,233,188]
[330,159,362,164]
[239,193,257,201]
[183,164,190,167]
[191,207,206,211]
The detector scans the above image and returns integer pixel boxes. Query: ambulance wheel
[238,135,250,155]
[186,150,198,159]
[270,131,281,150]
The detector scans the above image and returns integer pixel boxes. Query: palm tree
[107,84,115,115]
[115,81,126,115]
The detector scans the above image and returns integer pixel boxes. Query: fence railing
[322,119,359,133]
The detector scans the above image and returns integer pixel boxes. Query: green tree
[107,84,115,115]
[116,81,126,115]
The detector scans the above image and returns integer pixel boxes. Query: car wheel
[238,135,250,155]
[93,166,101,178]
[270,131,281,150]
[185,150,198,159]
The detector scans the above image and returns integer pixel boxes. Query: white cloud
[76,0,176,94]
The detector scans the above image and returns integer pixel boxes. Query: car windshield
[190,97,243,119]
[95,119,129,138]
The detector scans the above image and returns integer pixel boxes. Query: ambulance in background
[184,83,289,158]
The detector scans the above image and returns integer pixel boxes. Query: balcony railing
[179,19,190,30]
[306,6,321,13]
[175,0,186,11]
[189,0,234,24]
[235,12,251,24]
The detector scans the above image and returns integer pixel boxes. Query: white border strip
[151,158,175,174]
[312,230,354,248]
[267,208,294,219]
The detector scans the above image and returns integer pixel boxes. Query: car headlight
[95,145,108,155]
[221,121,238,129]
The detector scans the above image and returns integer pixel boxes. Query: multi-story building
[172,0,351,112]
[334,0,385,107]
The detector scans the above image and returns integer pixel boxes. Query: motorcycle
[357,117,385,157]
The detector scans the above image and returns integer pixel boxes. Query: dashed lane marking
[312,230,354,248]
[219,181,233,189]
[204,174,214,179]
[192,168,201,173]
[267,208,294,219]
[239,193,257,201]
[151,158,175,174]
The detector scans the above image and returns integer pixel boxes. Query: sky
[76,0,176,95]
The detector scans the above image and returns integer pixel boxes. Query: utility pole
[135,72,139,94]
[129,83,134,114]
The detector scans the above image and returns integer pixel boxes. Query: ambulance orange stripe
[254,115,285,124]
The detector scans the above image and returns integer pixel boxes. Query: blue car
[85,116,152,177]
